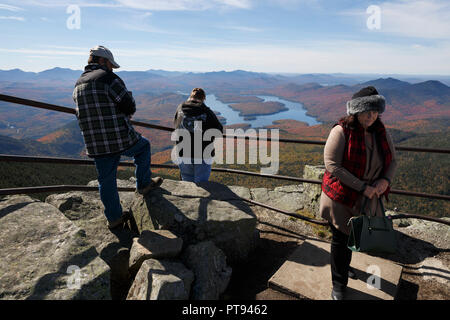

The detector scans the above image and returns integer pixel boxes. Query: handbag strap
[359,196,369,216]
[378,197,386,217]
[360,196,387,217]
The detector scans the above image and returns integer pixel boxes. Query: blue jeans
[94,137,152,222]
[179,160,212,183]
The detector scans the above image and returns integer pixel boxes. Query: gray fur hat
[346,86,385,115]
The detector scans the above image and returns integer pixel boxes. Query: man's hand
[373,179,389,197]
[363,185,377,199]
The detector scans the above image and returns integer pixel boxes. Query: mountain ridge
[1,67,450,85]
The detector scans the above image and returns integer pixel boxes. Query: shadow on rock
[99,225,139,300]
[0,201,35,220]
[27,246,109,300]
[223,237,299,299]
[258,220,330,243]
[396,278,419,300]
[365,230,449,265]
[131,180,258,266]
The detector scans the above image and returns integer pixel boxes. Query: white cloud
[381,0,450,39]
[2,40,450,74]
[1,0,252,10]
[341,0,450,39]
[0,4,23,11]
[25,55,67,59]
[0,15,25,21]
[114,0,251,11]
[78,2,123,8]
[99,40,450,74]
[216,0,252,9]
[266,0,319,9]
[0,48,86,56]
[2,0,122,8]
[41,45,89,51]
[119,21,175,34]
[218,25,263,32]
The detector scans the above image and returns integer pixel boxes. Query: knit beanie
[346,86,385,115]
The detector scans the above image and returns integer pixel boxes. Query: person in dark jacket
[73,45,162,230]
[173,88,223,182]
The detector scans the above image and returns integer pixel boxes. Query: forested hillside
[146,121,449,218]
[0,72,448,219]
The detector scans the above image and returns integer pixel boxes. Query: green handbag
[347,197,397,254]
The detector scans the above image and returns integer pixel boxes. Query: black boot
[348,266,357,279]
[331,287,346,300]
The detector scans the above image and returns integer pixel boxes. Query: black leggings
[329,223,352,291]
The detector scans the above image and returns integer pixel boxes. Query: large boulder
[401,217,450,250]
[1,174,334,301]
[129,230,183,275]
[130,180,257,265]
[0,195,110,300]
[250,184,305,212]
[45,182,138,262]
[386,210,412,228]
[181,241,232,300]
[126,259,194,300]
[45,179,142,300]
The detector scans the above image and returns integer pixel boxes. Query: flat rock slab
[250,187,305,212]
[268,239,403,300]
[0,195,111,300]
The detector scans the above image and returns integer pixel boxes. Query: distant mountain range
[256,77,450,123]
[0,68,448,221]
[1,67,450,87]
[0,67,449,157]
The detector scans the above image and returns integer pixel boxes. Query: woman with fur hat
[319,86,397,300]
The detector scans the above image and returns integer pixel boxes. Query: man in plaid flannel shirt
[73,45,162,229]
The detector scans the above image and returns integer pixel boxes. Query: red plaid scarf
[322,118,392,207]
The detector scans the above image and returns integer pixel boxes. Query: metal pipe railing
[0,185,133,195]
[1,94,449,154]
[0,184,448,226]
[0,95,448,228]
[1,154,449,201]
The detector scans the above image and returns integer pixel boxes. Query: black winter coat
[173,99,223,160]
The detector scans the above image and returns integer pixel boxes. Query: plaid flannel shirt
[73,64,140,157]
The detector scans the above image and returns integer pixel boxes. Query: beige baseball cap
[89,45,120,69]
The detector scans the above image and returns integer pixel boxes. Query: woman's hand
[363,185,377,199]
[373,179,389,197]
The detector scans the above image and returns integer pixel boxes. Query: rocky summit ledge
[0,178,265,300]
[129,179,259,265]
[0,195,110,300]
[0,172,449,300]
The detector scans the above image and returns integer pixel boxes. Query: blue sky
[0,0,449,74]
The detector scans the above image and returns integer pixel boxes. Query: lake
[204,94,320,128]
